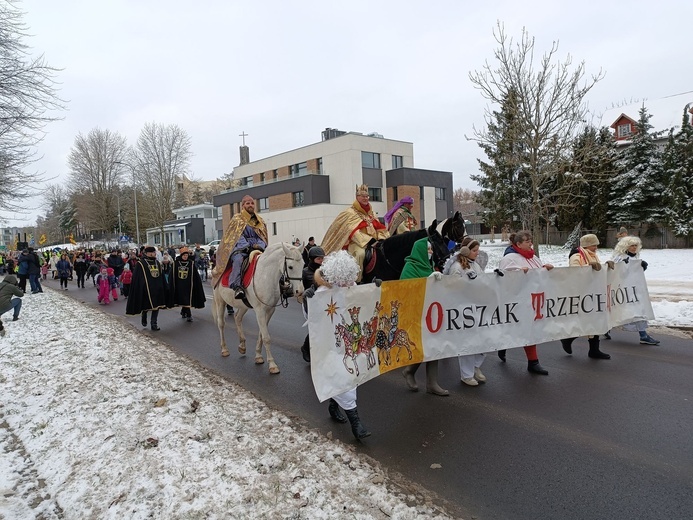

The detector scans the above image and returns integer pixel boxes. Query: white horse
[211,242,304,374]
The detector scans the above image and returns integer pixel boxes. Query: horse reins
[250,255,303,309]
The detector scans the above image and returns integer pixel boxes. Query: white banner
[308,262,654,402]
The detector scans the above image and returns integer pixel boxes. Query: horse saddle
[220,250,263,288]
[363,240,381,274]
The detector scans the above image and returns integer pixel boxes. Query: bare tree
[40,184,70,243]
[469,23,604,246]
[67,128,128,235]
[131,122,192,245]
[0,1,64,212]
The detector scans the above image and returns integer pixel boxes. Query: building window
[361,151,381,169]
[272,222,277,235]
[258,197,269,212]
[292,191,304,207]
[617,123,632,138]
[317,158,323,174]
[435,187,446,201]
[290,162,307,177]
[392,186,398,201]
[420,186,424,200]
[272,169,278,179]
[392,155,403,169]
[368,187,382,202]
[260,172,265,183]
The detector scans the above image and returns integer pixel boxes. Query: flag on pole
[39,234,47,245]
[69,233,76,245]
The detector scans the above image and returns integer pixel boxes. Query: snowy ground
[0,246,690,519]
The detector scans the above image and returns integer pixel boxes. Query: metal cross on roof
[239,131,248,146]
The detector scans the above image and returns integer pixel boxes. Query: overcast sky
[4,0,693,227]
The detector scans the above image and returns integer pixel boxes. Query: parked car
[199,240,221,253]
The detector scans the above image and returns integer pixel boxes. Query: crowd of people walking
[0,193,661,441]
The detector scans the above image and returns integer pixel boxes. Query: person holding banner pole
[497,231,553,375]
[312,251,371,440]
[611,236,660,345]
[559,234,612,359]
[400,237,449,396]
[443,239,491,386]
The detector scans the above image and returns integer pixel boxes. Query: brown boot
[425,361,449,396]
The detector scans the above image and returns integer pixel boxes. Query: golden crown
[355,184,369,196]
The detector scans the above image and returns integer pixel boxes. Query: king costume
[384,196,417,235]
[212,208,268,290]
[321,184,389,281]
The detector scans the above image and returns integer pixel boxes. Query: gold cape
[212,209,268,288]
[321,200,389,255]
[387,206,418,235]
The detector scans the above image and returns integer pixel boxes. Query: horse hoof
[255,357,264,365]
[221,349,230,358]
[269,366,280,374]
[238,346,246,355]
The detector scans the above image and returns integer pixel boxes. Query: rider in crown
[321,184,389,282]
[212,195,268,300]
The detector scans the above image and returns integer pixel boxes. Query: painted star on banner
[325,296,339,323]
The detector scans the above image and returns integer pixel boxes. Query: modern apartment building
[212,129,453,246]
[144,203,219,247]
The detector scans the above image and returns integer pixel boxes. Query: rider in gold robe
[321,184,389,282]
[212,195,268,299]
[384,196,417,235]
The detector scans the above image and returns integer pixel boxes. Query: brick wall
[276,166,290,179]
[270,192,294,211]
[307,158,320,173]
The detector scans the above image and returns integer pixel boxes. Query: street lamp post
[117,195,122,236]
[133,175,140,244]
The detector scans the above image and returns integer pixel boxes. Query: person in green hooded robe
[399,237,448,396]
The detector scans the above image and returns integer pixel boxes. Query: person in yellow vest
[321,184,389,282]
[384,196,417,235]
[212,195,268,300]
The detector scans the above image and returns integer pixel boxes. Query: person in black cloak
[172,247,206,322]
[125,246,170,331]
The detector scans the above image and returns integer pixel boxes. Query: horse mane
[381,228,427,260]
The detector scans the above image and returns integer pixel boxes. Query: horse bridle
[248,254,303,309]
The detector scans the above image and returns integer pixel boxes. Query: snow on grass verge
[0,289,456,520]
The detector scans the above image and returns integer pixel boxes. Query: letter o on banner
[426,302,443,333]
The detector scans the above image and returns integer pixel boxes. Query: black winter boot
[141,312,148,327]
[150,310,160,331]
[527,360,549,375]
[328,399,347,423]
[301,334,311,363]
[588,336,610,359]
[561,338,575,354]
[344,408,371,439]
[497,349,506,362]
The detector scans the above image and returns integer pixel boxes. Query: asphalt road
[58,278,693,520]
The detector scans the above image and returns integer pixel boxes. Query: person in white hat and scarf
[560,234,612,359]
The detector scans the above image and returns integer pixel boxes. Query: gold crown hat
[355,184,369,196]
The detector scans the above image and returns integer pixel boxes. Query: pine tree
[471,89,530,229]
[557,126,617,237]
[662,107,693,236]
[608,107,664,224]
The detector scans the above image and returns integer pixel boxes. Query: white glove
[429,271,443,281]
